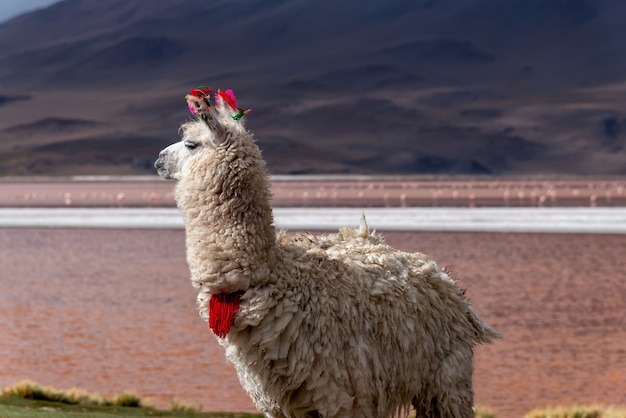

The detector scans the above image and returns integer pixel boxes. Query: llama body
[155,88,499,418]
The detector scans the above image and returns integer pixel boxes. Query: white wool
[155,93,500,418]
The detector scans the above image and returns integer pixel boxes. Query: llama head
[154,88,249,180]
[155,88,275,297]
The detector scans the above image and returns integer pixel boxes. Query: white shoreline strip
[0,207,625,233]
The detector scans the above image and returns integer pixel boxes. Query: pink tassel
[216,89,251,120]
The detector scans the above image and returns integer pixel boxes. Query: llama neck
[175,139,276,294]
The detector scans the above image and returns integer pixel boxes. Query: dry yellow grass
[4,381,626,417]
[406,406,497,417]
[524,405,626,418]
[0,380,142,407]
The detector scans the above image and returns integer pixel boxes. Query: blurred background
[1,0,626,176]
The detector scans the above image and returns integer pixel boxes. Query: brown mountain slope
[0,0,625,175]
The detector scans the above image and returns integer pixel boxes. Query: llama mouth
[154,159,170,179]
[155,167,169,179]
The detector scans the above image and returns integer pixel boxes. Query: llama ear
[186,94,228,147]
[215,89,251,121]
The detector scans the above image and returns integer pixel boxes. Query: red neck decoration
[208,292,244,338]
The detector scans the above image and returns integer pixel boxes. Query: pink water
[0,228,255,412]
[1,228,626,417]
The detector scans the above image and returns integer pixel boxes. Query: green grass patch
[4,381,626,418]
[0,380,262,418]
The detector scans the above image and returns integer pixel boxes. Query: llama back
[313,217,501,345]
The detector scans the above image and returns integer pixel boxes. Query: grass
[0,380,144,408]
[475,406,499,418]
[2,381,626,417]
[406,406,497,417]
[0,381,263,418]
[523,405,626,418]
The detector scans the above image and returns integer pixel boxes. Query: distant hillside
[0,0,625,175]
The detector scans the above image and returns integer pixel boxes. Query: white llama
[154,87,500,418]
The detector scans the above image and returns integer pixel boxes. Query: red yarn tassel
[208,292,243,338]
[216,89,251,120]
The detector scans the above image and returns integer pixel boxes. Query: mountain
[0,0,626,175]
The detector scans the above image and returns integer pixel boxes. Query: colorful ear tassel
[185,86,213,117]
[216,89,251,120]
[185,86,251,121]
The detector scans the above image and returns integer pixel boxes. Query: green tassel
[232,110,245,121]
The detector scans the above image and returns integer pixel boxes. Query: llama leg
[331,406,374,418]
[411,346,475,418]
[434,349,475,418]
[439,387,474,418]
[412,395,444,418]
[265,412,289,418]
[412,393,473,418]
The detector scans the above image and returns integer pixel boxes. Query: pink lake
[1,228,625,417]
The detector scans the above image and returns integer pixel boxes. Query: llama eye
[184,141,198,150]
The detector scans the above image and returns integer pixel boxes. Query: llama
[154,87,500,418]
